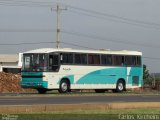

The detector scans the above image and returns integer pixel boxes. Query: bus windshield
[23,54,48,72]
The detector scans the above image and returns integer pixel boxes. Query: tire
[37,88,47,94]
[58,80,70,93]
[115,80,125,93]
[95,89,105,93]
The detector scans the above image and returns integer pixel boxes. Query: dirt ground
[0,72,34,93]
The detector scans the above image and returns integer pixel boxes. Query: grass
[1,108,160,120]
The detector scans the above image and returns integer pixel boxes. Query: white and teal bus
[21,48,143,94]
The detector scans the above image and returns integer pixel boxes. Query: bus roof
[24,48,142,56]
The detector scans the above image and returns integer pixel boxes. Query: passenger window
[113,55,125,66]
[125,56,141,66]
[88,54,100,65]
[125,56,137,66]
[61,53,73,64]
[101,55,112,65]
[75,54,87,64]
[136,56,141,66]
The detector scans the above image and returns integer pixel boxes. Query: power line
[143,57,160,60]
[0,39,94,49]
[0,40,95,49]
[61,30,160,49]
[0,28,160,49]
[0,0,64,8]
[0,0,55,7]
[61,41,96,50]
[68,5,160,28]
[0,40,159,61]
[0,41,54,45]
[0,1,160,62]
[0,29,56,32]
[0,0,160,29]
[68,9,160,30]
[0,0,55,4]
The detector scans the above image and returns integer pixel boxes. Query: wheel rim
[61,82,68,92]
[118,83,124,91]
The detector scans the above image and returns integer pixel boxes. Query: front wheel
[58,80,70,93]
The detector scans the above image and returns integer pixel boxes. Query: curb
[0,102,160,113]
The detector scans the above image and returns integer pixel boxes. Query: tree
[143,64,152,85]
[143,64,150,80]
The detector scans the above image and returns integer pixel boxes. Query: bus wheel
[58,80,70,93]
[37,88,47,94]
[116,80,125,92]
[95,89,105,93]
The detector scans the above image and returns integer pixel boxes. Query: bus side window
[88,54,100,65]
[125,56,137,66]
[49,55,59,72]
[101,55,112,65]
[113,55,125,66]
[61,53,73,64]
[137,56,141,66]
[75,54,87,64]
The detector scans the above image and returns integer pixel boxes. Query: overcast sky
[0,0,160,73]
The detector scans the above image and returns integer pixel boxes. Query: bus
[21,48,143,94]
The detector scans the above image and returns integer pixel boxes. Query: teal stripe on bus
[76,67,142,85]
[21,72,48,88]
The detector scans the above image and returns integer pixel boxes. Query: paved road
[0,94,159,105]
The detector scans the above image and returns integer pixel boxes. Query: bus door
[49,53,60,72]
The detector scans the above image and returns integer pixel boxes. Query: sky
[0,0,160,73]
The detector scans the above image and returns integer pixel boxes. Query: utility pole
[52,3,67,49]
[56,4,60,49]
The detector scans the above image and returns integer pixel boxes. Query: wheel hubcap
[118,83,124,91]
[61,82,67,91]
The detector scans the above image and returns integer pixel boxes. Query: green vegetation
[143,64,151,85]
[1,108,160,120]
[143,64,150,80]
[143,64,160,89]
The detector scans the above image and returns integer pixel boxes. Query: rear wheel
[95,89,106,93]
[115,80,125,92]
[37,88,47,94]
[58,80,70,93]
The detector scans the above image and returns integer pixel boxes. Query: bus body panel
[21,65,142,90]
